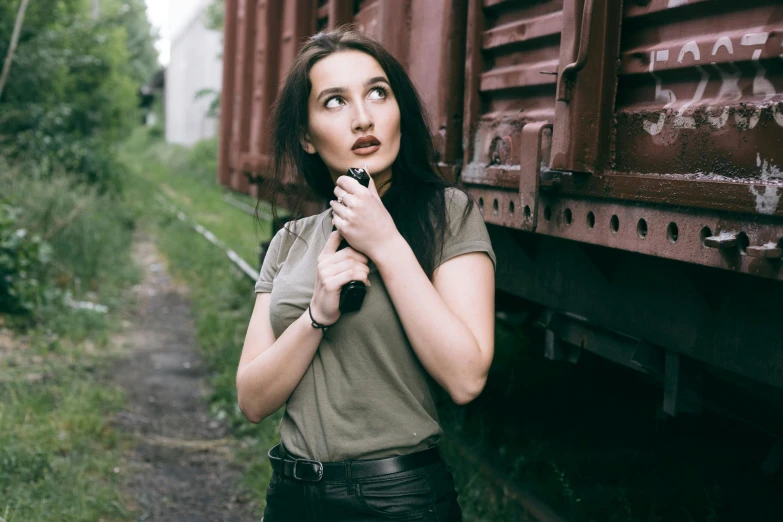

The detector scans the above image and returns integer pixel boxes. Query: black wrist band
[308,306,334,333]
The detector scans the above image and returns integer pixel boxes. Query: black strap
[308,306,335,333]
[267,444,442,483]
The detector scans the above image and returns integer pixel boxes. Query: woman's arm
[236,293,324,423]
[237,231,371,423]
[374,237,495,405]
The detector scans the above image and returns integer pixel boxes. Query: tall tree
[0,0,159,189]
[0,0,31,99]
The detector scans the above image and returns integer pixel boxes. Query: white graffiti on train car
[643,31,783,135]
[749,154,782,215]
[642,50,675,135]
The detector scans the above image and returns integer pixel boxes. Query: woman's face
[302,50,401,195]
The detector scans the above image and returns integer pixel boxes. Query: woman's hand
[330,174,400,261]
[309,230,372,326]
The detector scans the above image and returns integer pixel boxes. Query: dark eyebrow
[316,76,390,102]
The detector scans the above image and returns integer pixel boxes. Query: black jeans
[262,446,463,521]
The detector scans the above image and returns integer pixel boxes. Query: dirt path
[110,233,261,521]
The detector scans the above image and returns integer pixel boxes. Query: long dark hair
[258,25,474,280]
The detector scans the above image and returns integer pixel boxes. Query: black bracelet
[308,306,335,333]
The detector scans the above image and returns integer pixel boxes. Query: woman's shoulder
[274,207,330,245]
[443,185,465,198]
[443,185,473,205]
[441,186,476,218]
[284,207,329,231]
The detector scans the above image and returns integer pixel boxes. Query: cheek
[388,107,402,139]
[308,117,340,151]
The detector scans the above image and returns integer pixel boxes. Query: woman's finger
[329,247,369,265]
[327,267,371,288]
[320,230,342,258]
[337,192,352,207]
[340,247,369,265]
[321,259,368,279]
[333,186,350,201]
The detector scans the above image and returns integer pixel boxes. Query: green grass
[0,329,133,522]
[1,165,142,520]
[118,128,270,264]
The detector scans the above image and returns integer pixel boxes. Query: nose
[352,100,374,133]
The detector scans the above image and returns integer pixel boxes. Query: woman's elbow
[237,393,263,424]
[450,376,488,406]
[236,373,265,423]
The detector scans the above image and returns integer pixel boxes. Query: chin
[368,157,395,174]
[331,156,393,179]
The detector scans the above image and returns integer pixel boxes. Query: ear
[300,132,316,155]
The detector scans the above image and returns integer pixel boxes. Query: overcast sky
[145,0,207,66]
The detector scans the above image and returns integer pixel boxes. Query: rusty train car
[218,0,783,428]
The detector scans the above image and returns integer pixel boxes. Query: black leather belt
[267,443,442,483]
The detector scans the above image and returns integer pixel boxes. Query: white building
[165,0,222,146]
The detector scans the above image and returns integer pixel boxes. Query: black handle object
[332,167,371,313]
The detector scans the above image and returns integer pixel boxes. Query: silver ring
[337,195,344,205]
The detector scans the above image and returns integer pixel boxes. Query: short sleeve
[254,228,285,293]
[436,188,496,272]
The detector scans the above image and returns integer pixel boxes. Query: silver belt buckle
[292,458,324,482]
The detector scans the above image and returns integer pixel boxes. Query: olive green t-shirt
[254,187,496,462]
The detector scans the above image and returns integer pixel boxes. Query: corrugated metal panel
[217,0,238,188]
[614,1,783,184]
[245,0,283,194]
[407,0,468,180]
[462,0,564,230]
[460,0,783,280]
[228,0,257,194]
[353,0,383,44]
[540,0,783,220]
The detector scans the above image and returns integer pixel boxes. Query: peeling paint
[758,153,783,179]
[749,154,782,215]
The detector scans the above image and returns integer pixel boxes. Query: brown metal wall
[466,0,783,397]
[218,0,783,281]
[460,0,783,281]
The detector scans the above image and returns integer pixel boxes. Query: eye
[325,96,345,109]
[369,86,388,99]
[324,87,388,109]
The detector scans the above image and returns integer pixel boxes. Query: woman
[236,25,496,521]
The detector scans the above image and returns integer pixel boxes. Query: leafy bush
[0,163,139,327]
[0,203,54,316]
[0,0,158,192]
[205,0,225,33]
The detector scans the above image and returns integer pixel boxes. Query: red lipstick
[352,135,381,152]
